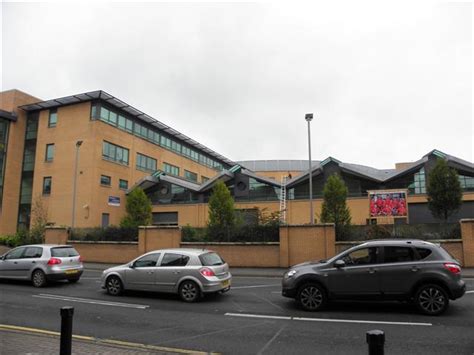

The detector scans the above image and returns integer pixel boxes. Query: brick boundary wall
[461,219,474,267]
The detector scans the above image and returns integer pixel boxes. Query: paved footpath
[0,327,216,355]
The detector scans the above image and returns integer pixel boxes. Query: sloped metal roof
[19,90,235,167]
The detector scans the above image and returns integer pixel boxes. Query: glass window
[48,109,57,128]
[91,103,98,119]
[383,247,415,263]
[118,115,126,129]
[51,247,79,257]
[119,179,128,190]
[43,177,52,195]
[102,141,129,165]
[45,144,55,162]
[202,176,209,183]
[109,111,117,125]
[24,247,43,258]
[459,175,474,191]
[199,252,224,266]
[100,107,110,121]
[136,153,157,172]
[5,247,26,260]
[133,253,161,268]
[164,162,179,176]
[184,170,198,182]
[101,213,109,228]
[416,248,432,260]
[341,247,378,266]
[160,253,189,267]
[100,175,111,186]
[125,118,133,133]
[134,123,143,136]
[171,141,181,153]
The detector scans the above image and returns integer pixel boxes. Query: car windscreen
[199,252,225,266]
[51,247,79,257]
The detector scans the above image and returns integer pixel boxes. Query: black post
[366,329,385,355]
[60,306,74,355]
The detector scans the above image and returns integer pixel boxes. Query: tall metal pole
[71,141,83,230]
[305,114,314,224]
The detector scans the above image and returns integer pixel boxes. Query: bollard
[60,306,74,355]
[366,329,385,355]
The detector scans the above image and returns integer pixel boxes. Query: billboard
[369,190,407,217]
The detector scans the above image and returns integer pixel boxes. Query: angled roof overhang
[0,110,17,121]
[19,90,235,167]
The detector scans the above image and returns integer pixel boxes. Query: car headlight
[286,270,297,278]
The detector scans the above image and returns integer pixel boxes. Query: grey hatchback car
[0,244,83,287]
[282,240,465,315]
[101,248,232,302]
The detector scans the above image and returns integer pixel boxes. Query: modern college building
[1,89,473,234]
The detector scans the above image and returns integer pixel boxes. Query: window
[202,176,209,183]
[164,162,179,176]
[5,247,26,260]
[102,141,129,165]
[45,144,55,162]
[341,247,378,266]
[43,177,52,195]
[383,247,415,263]
[160,253,189,267]
[136,153,157,172]
[133,253,161,268]
[101,213,109,228]
[160,136,172,149]
[100,175,111,186]
[416,248,432,260]
[51,247,79,257]
[199,252,224,266]
[408,168,426,194]
[24,247,43,258]
[184,170,197,182]
[48,109,57,128]
[171,141,181,153]
[459,175,474,191]
[152,212,178,226]
[119,179,128,190]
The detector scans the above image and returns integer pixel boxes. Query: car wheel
[179,280,200,303]
[32,270,47,288]
[68,278,80,283]
[297,283,327,311]
[106,276,123,296]
[415,284,449,316]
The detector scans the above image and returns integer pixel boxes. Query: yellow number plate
[65,269,78,275]
[221,280,230,288]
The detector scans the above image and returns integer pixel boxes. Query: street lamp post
[71,140,83,230]
[305,113,314,224]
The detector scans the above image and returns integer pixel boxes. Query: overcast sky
[2,1,472,169]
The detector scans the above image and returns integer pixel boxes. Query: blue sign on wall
[108,196,120,207]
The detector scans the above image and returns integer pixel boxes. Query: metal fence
[337,223,461,241]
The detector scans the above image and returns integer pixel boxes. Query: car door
[155,253,190,293]
[0,247,27,278]
[18,246,43,279]
[124,252,161,291]
[327,246,381,298]
[378,246,419,298]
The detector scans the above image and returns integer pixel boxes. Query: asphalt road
[1,269,473,355]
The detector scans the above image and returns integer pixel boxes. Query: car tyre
[179,280,200,303]
[297,283,327,311]
[106,275,123,296]
[415,284,449,316]
[32,270,47,288]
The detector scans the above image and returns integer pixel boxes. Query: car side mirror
[129,263,135,268]
[334,260,346,268]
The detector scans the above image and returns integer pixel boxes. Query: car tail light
[47,257,62,265]
[444,263,461,274]
[200,267,215,277]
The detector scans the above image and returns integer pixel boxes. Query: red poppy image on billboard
[369,191,407,217]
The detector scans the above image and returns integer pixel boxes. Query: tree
[207,180,235,237]
[320,174,351,236]
[30,197,49,243]
[426,159,462,221]
[120,188,152,228]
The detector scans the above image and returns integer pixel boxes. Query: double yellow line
[0,324,219,354]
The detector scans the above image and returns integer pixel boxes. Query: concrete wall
[138,226,181,254]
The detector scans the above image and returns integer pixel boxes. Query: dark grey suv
[282,240,465,315]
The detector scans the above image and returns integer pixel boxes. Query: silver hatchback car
[101,248,232,302]
[0,244,83,287]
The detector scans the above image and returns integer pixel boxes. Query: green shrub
[70,226,138,242]
[0,229,30,247]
